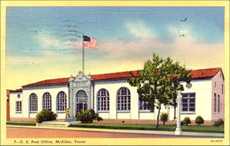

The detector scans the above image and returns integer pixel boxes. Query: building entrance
[76,90,88,113]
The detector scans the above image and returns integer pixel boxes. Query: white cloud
[6,52,80,66]
[125,20,154,39]
[97,37,164,58]
[96,23,224,70]
[6,26,224,89]
[168,24,194,40]
[35,32,62,49]
[171,35,224,68]
[11,25,224,75]
[35,31,81,48]
[6,55,48,66]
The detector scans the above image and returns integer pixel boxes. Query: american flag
[83,35,96,48]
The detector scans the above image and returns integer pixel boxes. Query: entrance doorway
[76,102,87,112]
[76,90,88,113]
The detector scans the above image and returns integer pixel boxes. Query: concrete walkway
[7,125,224,138]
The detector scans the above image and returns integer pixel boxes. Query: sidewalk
[7,125,224,138]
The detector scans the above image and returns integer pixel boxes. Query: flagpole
[82,34,85,74]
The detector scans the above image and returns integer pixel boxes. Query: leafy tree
[128,53,190,128]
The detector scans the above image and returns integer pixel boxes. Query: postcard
[0,0,229,145]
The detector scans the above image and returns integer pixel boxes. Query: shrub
[180,121,185,126]
[213,119,224,127]
[195,116,204,125]
[36,114,43,123]
[36,109,57,123]
[95,113,103,121]
[76,110,93,123]
[76,109,103,123]
[96,116,103,121]
[160,113,168,125]
[183,117,191,126]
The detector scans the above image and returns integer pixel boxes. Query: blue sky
[6,7,224,88]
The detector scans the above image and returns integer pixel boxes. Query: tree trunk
[174,105,176,120]
[156,105,161,129]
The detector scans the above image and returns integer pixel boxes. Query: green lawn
[7,121,36,126]
[6,121,224,133]
[69,123,224,133]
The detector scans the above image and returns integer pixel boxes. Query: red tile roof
[91,68,222,81]
[190,68,221,80]
[20,68,221,88]
[91,70,140,81]
[22,77,69,88]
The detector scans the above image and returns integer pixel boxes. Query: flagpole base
[175,128,182,135]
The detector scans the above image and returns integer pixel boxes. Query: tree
[167,61,191,120]
[128,53,190,128]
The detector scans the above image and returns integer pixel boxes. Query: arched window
[56,91,67,111]
[42,92,52,111]
[117,87,131,111]
[97,89,109,112]
[76,90,87,103]
[29,93,38,112]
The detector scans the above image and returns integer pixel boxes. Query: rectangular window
[222,84,224,94]
[16,101,22,112]
[139,89,151,111]
[181,93,195,113]
[218,95,220,112]
[139,100,151,111]
[214,93,217,112]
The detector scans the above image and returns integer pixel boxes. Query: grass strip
[7,121,36,126]
[69,123,224,133]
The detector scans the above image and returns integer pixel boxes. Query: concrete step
[36,121,81,128]
[37,121,70,127]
